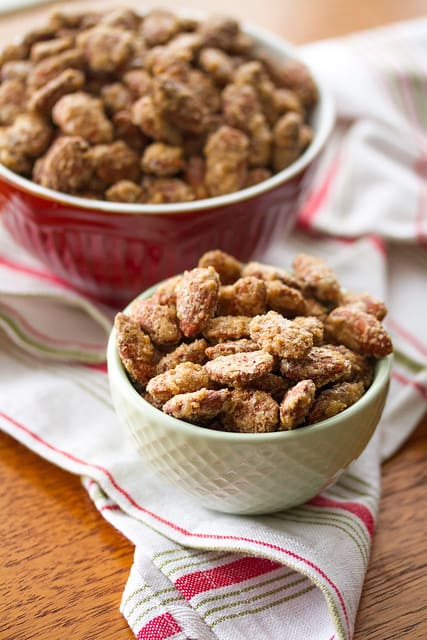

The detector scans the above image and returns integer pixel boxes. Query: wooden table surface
[1,1,427,639]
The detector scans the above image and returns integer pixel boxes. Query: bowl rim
[107,316,393,442]
[0,19,335,216]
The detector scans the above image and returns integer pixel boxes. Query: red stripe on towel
[298,156,341,229]
[137,612,182,640]
[175,557,280,599]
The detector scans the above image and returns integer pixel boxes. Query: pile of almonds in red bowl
[0,8,334,306]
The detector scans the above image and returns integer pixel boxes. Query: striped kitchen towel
[1,17,427,640]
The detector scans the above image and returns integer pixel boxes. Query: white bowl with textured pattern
[107,314,392,515]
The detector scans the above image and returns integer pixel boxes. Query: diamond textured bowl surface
[0,21,334,308]
[107,286,392,515]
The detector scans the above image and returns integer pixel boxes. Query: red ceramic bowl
[0,22,334,308]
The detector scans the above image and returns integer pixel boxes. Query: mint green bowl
[107,289,392,515]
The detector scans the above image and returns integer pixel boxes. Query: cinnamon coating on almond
[146,362,209,405]
[176,267,220,337]
[163,388,230,424]
[115,313,155,387]
[205,350,274,386]
[279,379,316,430]
[325,307,393,358]
[249,311,313,359]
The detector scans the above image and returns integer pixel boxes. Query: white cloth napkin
[1,18,427,640]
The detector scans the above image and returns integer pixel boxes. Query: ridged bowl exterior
[107,313,392,515]
[0,170,308,307]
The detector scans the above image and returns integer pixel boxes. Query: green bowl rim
[107,284,393,443]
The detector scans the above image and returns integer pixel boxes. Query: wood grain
[1,0,427,43]
[0,1,427,638]
[0,432,134,640]
[354,415,427,640]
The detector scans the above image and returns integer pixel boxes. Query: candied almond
[292,316,324,345]
[100,8,140,31]
[188,68,221,112]
[5,112,52,157]
[198,47,234,85]
[0,79,26,125]
[32,136,91,192]
[242,261,300,288]
[163,388,230,424]
[339,291,387,320]
[327,344,375,389]
[222,83,260,129]
[131,95,182,145]
[52,92,113,144]
[155,338,208,374]
[89,140,140,185]
[245,168,272,187]
[273,112,302,172]
[242,372,290,401]
[28,68,85,114]
[114,313,155,387]
[1,60,33,82]
[130,299,181,346]
[279,379,316,430]
[77,25,134,73]
[221,389,279,433]
[325,307,393,358]
[293,253,341,303]
[142,391,164,410]
[146,362,209,404]
[308,381,365,424]
[0,135,32,174]
[249,311,313,359]
[218,277,267,316]
[197,15,239,50]
[304,297,329,321]
[266,280,307,317]
[106,180,143,203]
[123,69,153,98]
[142,177,194,203]
[202,315,251,343]
[184,156,208,199]
[167,33,204,61]
[143,45,190,80]
[280,58,319,110]
[30,36,74,62]
[205,125,249,196]
[205,350,274,386]
[112,110,147,152]
[101,82,133,115]
[234,60,278,125]
[141,9,180,47]
[205,338,259,360]
[154,76,209,135]
[28,49,84,90]
[0,41,29,65]
[142,142,185,177]
[176,267,220,337]
[151,275,183,307]
[280,346,351,382]
[198,250,242,285]
[273,88,303,116]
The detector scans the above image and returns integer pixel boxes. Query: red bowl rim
[0,20,335,216]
